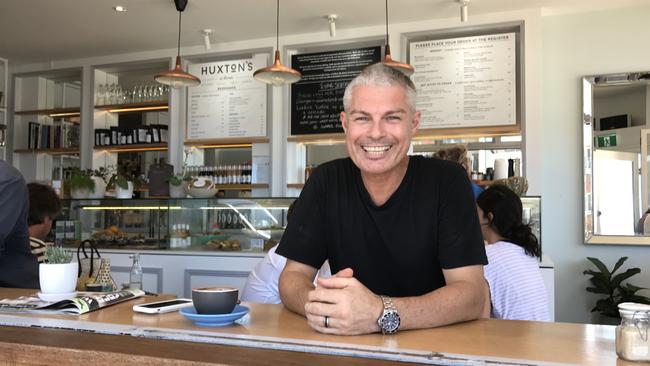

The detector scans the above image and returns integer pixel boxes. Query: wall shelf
[185,137,269,149]
[218,184,269,190]
[14,148,80,155]
[14,107,81,117]
[94,143,167,153]
[287,183,305,189]
[94,101,168,113]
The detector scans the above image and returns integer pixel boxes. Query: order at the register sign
[187,54,267,140]
[410,33,516,129]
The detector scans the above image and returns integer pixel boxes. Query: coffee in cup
[191,286,238,314]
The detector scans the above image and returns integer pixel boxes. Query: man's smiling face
[341,84,420,179]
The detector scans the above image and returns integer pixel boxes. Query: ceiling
[0,0,647,65]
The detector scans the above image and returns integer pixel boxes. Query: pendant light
[253,0,301,86]
[155,0,201,88]
[381,0,414,76]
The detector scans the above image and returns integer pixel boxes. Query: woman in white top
[241,244,331,303]
[476,185,550,321]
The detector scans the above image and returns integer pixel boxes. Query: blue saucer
[180,305,249,327]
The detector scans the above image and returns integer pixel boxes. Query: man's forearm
[278,270,315,316]
[394,279,487,330]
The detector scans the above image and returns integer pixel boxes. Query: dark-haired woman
[476,185,550,321]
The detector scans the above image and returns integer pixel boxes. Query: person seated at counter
[241,201,332,303]
[433,144,483,199]
[27,183,62,263]
[277,63,489,336]
[476,185,551,321]
[241,243,331,304]
[0,161,39,288]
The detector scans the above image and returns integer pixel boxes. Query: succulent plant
[44,246,73,264]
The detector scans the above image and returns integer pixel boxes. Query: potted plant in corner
[39,246,78,301]
[583,256,650,324]
[65,168,95,199]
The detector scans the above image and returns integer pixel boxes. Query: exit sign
[595,134,618,148]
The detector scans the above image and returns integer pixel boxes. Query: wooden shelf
[218,184,269,190]
[185,137,269,148]
[14,148,80,155]
[287,133,345,144]
[14,107,80,117]
[287,183,304,189]
[95,101,168,113]
[475,180,494,187]
[94,143,168,153]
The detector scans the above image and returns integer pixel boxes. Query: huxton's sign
[187,55,268,140]
[198,61,254,75]
[290,46,381,135]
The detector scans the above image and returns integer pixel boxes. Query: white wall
[542,4,650,323]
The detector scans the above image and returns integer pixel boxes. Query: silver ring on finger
[324,315,330,328]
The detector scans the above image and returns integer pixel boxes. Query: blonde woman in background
[433,145,483,198]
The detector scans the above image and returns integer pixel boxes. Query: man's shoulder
[0,161,25,185]
[310,158,354,182]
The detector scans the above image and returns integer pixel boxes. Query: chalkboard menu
[187,54,267,140]
[410,33,517,129]
[291,46,381,135]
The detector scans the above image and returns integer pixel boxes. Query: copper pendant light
[155,0,201,88]
[253,0,302,86]
[381,0,414,76]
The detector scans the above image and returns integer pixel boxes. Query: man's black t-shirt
[277,155,487,297]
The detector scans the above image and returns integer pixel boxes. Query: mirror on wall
[583,72,650,245]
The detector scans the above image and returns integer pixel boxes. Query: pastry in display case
[55,197,295,252]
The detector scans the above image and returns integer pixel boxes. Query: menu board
[410,33,517,129]
[187,54,267,140]
[291,46,381,135]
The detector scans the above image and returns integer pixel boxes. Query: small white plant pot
[116,181,134,199]
[169,183,186,198]
[39,262,78,294]
[89,177,106,198]
[70,187,91,199]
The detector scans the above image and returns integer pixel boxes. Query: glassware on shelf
[96,84,106,105]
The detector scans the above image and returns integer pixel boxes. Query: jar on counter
[616,302,650,362]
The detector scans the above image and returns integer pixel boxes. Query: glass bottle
[615,302,650,362]
[129,253,143,290]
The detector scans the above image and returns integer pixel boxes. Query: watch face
[380,311,400,334]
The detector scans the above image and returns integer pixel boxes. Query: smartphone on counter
[132,298,193,314]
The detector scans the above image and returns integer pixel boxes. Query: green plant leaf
[623,283,648,292]
[610,256,628,276]
[586,275,613,294]
[624,295,650,304]
[611,268,641,288]
[586,286,612,295]
[587,257,611,278]
[595,299,619,318]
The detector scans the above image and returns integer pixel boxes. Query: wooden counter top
[0,288,639,365]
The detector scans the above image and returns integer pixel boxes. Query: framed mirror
[583,72,650,245]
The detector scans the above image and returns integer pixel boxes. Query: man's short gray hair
[342,63,417,113]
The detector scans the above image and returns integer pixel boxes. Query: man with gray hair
[277,63,489,335]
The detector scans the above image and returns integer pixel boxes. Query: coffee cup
[191,286,238,314]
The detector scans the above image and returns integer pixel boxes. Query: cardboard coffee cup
[191,286,238,314]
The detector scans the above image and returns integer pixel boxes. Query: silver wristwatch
[377,295,400,335]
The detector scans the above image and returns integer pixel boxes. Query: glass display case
[55,197,295,252]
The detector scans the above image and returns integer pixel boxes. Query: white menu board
[187,54,267,140]
[410,33,516,129]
